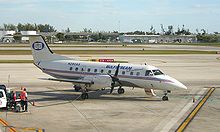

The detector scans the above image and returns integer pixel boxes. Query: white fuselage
[29,35,187,100]
[37,60,187,91]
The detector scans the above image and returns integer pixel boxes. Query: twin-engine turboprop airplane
[29,35,187,100]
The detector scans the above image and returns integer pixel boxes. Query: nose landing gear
[162,95,168,101]
[162,90,171,101]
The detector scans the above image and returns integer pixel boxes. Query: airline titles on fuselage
[106,65,132,71]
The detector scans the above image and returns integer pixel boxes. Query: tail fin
[29,35,73,63]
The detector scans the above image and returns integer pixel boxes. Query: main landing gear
[162,90,171,101]
[81,92,89,100]
[81,88,89,100]
[117,87,125,94]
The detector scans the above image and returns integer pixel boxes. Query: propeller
[108,64,122,94]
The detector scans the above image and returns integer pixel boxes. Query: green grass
[0,60,33,63]
[158,43,220,47]
[0,50,216,55]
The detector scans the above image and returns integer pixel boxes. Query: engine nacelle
[82,75,112,90]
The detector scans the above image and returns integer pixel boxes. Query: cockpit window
[152,70,164,75]
[145,70,153,76]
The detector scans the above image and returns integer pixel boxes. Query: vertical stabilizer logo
[32,42,44,50]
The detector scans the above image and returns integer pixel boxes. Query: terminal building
[0,31,37,43]
[119,34,197,43]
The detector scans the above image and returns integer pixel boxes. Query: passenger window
[136,72,140,76]
[94,69,97,72]
[69,67,73,71]
[122,71,125,75]
[87,68,91,72]
[75,67,78,71]
[130,72,133,75]
[145,70,152,76]
[108,70,111,74]
[100,69,104,73]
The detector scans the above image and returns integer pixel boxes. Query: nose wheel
[117,87,125,94]
[162,95,168,101]
[162,91,169,101]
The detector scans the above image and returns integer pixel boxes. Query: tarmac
[0,54,219,132]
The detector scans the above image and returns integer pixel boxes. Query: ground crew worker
[13,91,17,110]
[20,88,28,112]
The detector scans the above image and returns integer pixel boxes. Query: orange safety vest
[20,91,26,101]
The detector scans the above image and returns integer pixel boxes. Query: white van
[0,89,7,108]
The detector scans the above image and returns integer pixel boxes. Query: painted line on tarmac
[22,127,45,132]
[176,87,215,132]
[0,118,16,132]
[153,87,206,132]
[0,114,44,132]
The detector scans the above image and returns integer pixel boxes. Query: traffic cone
[192,97,195,103]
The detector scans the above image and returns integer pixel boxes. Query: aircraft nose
[165,75,187,90]
[175,81,187,90]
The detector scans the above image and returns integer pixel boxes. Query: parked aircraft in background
[29,35,187,100]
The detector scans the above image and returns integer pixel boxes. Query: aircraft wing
[41,78,93,84]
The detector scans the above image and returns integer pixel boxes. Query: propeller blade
[109,64,121,94]
[108,73,113,78]
[114,64,120,77]
[110,83,115,94]
[117,80,122,85]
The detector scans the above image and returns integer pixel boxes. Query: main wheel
[162,96,168,101]
[118,88,125,94]
[81,93,89,100]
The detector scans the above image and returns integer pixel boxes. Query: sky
[0,0,220,33]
